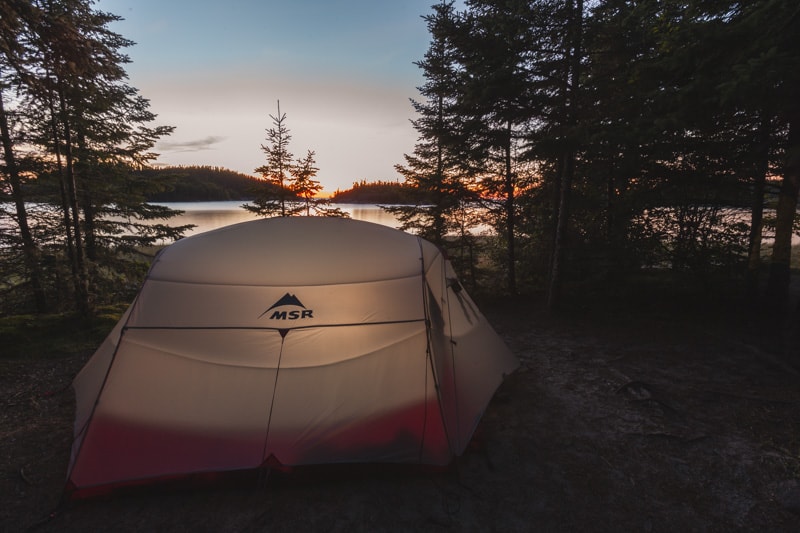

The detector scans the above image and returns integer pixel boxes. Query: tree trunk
[548,149,575,309]
[76,131,98,261]
[547,0,583,311]
[604,167,617,278]
[0,87,47,312]
[504,120,517,294]
[434,94,446,247]
[765,110,799,312]
[58,83,91,316]
[745,112,771,303]
[45,83,80,306]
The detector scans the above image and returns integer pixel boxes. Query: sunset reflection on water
[157,201,403,237]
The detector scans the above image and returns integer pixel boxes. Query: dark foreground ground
[2,299,799,532]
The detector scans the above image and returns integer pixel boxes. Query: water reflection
[159,201,403,237]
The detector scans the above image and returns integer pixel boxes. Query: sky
[95,0,447,194]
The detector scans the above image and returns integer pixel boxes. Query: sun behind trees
[243,101,346,218]
[391,0,799,315]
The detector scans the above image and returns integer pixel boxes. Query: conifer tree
[392,0,476,249]
[245,103,344,218]
[729,0,800,311]
[456,0,545,294]
[289,150,347,217]
[1,0,184,314]
[246,101,295,217]
[546,0,584,309]
[0,0,48,312]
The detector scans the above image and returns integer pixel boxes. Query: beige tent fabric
[67,217,518,496]
[148,216,437,285]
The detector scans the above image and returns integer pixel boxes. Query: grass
[0,305,124,359]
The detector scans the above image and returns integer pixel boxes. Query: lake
[159,201,404,237]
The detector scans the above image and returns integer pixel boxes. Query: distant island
[328,180,424,204]
[142,166,424,204]
[141,166,262,202]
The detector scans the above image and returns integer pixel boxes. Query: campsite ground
[2,295,799,532]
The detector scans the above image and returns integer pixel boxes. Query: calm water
[159,201,403,237]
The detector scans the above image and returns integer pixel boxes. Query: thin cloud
[158,136,225,153]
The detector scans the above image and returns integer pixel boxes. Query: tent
[66,217,518,497]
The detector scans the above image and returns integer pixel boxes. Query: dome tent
[66,217,518,497]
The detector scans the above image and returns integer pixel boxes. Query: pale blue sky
[96,0,447,193]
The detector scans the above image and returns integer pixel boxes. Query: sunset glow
[95,0,439,193]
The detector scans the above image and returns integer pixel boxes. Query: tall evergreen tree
[545,0,585,309]
[726,0,800,311]
[246,101,295,217]
[289,149,347,217]
[404,0,797,309]
[576,0,654,279]
[455,0,545,294]
[0,0,48,312]
[245,102,342,218]
[290,150,319,216]
[1,0,183,314]
[616,0,796,303]
[392,0,476,249]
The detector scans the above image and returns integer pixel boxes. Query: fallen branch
[19,467,33,485]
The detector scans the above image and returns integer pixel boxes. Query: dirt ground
[2,301,799,532]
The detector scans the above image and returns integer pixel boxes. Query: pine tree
[392,0,476,249]
[729,0,800,311]
[456,0,545,294]
[0,0,48,312]
[246,101,295,217]
[1,0,183,313]
[289,149,346,217]
[546,0,585,310]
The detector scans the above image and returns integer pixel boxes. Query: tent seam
[146,273,424,288]
[122,318,426,332]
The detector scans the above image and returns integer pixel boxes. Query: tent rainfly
[66,217,519,497]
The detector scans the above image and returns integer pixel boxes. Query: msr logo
[259,293,314,320]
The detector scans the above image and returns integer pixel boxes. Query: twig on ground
[19,467,33,485]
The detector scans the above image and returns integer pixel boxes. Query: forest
[394,0,798,315]
[139,166,263,202]
[1,0,798,320]
[2,2,800,529]
[329,180,424,204]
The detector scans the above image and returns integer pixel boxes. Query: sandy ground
[2,302,799,532]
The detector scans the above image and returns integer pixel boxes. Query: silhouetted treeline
[1,0,798,325]
[331,180,428,204]
[140,171,424,205]
[142,166,263,202]
[394,0,799,315]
